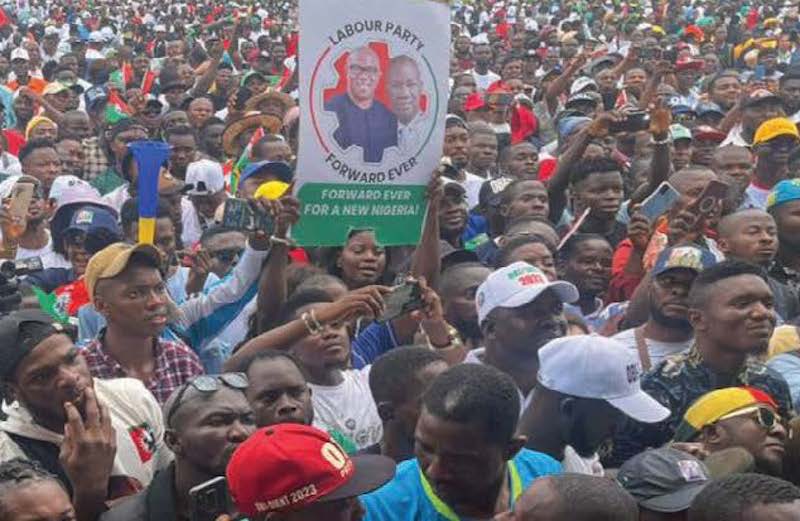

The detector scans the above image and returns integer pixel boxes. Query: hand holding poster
[293,0,450,246]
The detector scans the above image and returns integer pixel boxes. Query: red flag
[0,8,9,27]
[141,70,156,95]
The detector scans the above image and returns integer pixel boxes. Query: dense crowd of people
[2,0,800,519]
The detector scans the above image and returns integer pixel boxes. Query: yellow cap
[254,180,290,201]
[753,117,800,145]
[84,243,162,302]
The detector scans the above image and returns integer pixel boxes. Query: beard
[452,317,482,343]
[650,301,693,332]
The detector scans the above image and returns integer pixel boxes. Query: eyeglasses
[349,64,379,76]
[718,405,782,431]
[166,373,249,427]
[210,248,243,263]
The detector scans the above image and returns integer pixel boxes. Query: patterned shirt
[81,329,204,404]
[610,345,792,466]
[82,137,111,182]
[770,259,800,300]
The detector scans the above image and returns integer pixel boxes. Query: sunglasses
[718,405,781,431]
[210,248,244,263]
[166,373,249,427]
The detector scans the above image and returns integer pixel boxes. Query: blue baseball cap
[65,206,120,235]
[652,246,717,276]
[240,161,293,185]
[767,178,800,210]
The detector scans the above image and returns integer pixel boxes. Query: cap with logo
[0,310,77,381]
[184,159,225,196]
[475,262,578,324]
[537,335,671,423]
[753,117,800,146]
[84,242,162,303]
[478,176,514,208]
[617,447,710,513]
[670,124,692,142]
[652,246,717,277]
[226,424,395,517]
[673,387,779,442]
[65,206,120,235]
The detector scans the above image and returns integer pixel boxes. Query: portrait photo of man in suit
[325,45,398,163]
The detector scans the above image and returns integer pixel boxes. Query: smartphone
[639,182,680,220]
[8,182,33,220]
[689,180,729,218]
[189,477,229,521]
[378,281,424,323]
[221,198,274,234]
[609,111,650,133]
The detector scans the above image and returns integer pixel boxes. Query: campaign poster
[293,0,451,246]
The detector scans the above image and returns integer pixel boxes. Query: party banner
[293,0,450,246]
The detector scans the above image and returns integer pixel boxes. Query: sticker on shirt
[129,423,157,463]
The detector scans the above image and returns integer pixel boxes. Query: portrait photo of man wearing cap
[673,387,787,477]
[613,246,717,372]
[744,117,800,210]
[181,158,229,246]
[0,310,171,514]
[518,335,670,476]
[617,447,711,521]
[466,261,578,409]
[227,424,395,521]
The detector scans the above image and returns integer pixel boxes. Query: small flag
[230,126,265,194]
[105,89,132,124]
[141,70,157,95]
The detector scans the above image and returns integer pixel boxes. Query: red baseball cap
[464,92,486,112]
[692,125,727,143]
[226,425,395,517]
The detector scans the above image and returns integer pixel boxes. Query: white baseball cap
[570,77,599,95]
[185,159,225,196]
[10,48,29,62]
[538,335,671,423]
[49,175,97,204]
[475,262,578,324]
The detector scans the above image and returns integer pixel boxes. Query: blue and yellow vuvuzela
[128,140,171,245]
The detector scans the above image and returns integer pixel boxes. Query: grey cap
[617,448,710,513]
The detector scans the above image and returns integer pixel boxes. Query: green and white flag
[293,0,450,246]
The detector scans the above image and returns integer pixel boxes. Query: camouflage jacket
[609,346,793,466]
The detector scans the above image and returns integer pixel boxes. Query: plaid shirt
[82,136,110,182]
[81,329,204,404]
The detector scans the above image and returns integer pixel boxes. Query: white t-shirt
[470,69,501,92]
[309,367,383,450]
[742,183,771,211]
[15,231,71,269]
[612,327,693,371]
